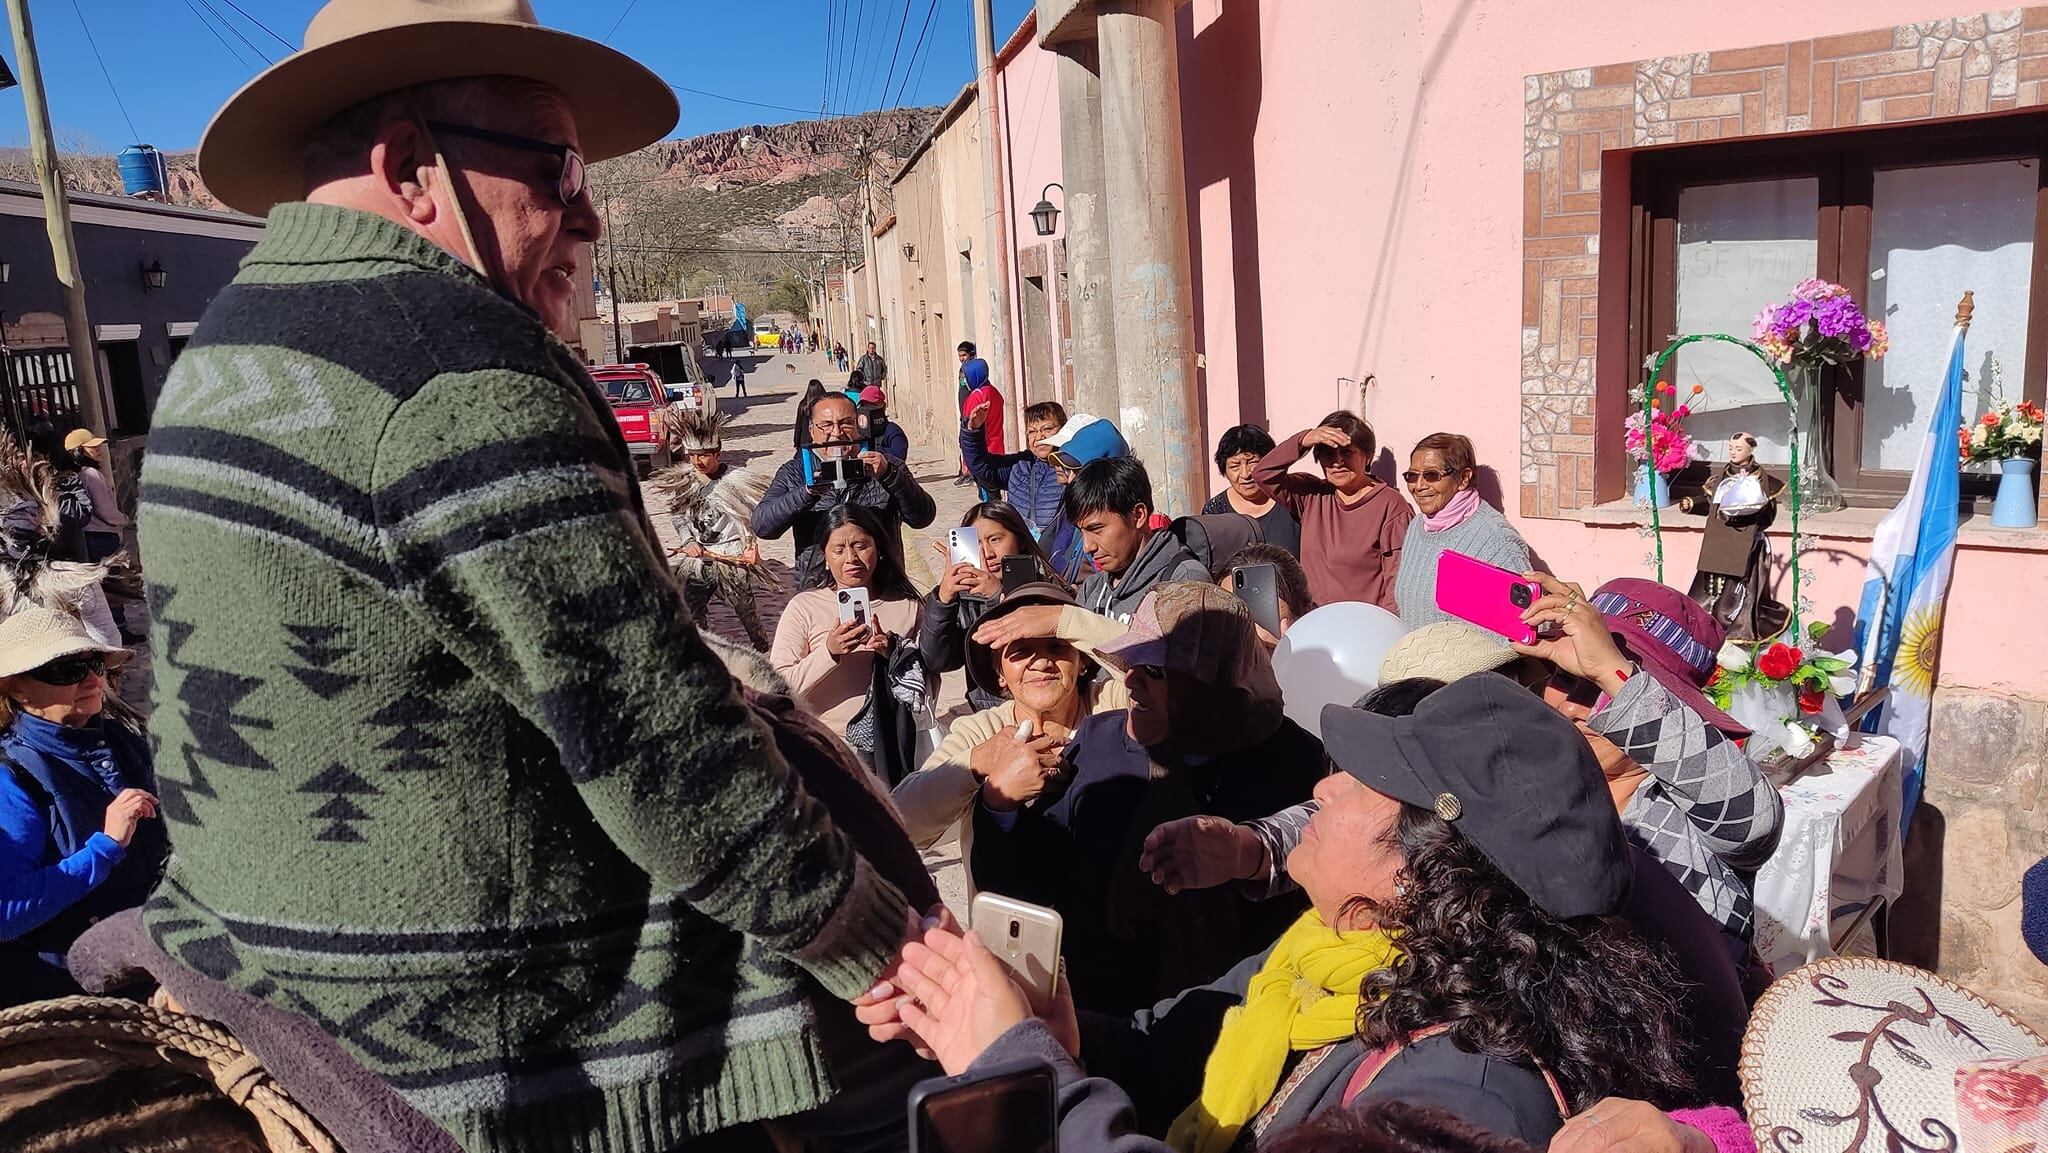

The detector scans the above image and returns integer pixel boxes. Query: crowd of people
[1,4,2044,1153]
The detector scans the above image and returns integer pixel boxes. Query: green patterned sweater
[136,204,912,1153]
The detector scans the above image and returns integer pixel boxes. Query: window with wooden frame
[1599,111,2048,510]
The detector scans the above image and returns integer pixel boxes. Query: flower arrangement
[1708,620,1858,758]
[1625,378,1702,473]
[1960,398,2045,464]
[1752,279,1890,370]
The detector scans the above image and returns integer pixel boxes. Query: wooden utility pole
[972,0,1014,399]
[857,130,884,357]
[4,0,108,439]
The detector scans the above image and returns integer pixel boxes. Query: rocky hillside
[0,105,941,305]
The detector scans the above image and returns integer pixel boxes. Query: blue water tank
[117,145,167,198]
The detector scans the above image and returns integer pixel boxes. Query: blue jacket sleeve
[752,458,816,541]
[880,424,911,466]
[960,425,1031,493]
[0,781,124,942]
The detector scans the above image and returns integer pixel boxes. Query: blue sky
[0,0,1035,154]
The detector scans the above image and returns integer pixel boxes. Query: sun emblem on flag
[1894,606,1944,697]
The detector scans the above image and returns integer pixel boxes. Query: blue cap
[1045,415,1128,470]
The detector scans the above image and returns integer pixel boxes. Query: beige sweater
[890,604,1132,853]
[770,587,923,733]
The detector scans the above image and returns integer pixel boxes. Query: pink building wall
[997,21,1068,432]
[1164,0,2045,696]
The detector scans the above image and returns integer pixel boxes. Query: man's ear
[1131,503,1152,527]
[370,120,437,227]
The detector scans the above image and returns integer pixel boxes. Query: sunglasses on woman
[1401,469,1460,484]
[27,652,109,687]
[425,122,587,206]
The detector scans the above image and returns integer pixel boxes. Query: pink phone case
[1435,551,1541,647]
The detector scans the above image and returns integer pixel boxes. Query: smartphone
[1001,554,1041,593]
[969,891,1063,1005]
[948,525,984,570]
[1232,562,1283,637]
[1436,550,1541,646]
[907,1058,1057,1153]
[836,586,871,628]
[817,456,871,489]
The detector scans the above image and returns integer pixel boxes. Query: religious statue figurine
[1683,432,1790,643]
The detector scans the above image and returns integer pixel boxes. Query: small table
[1752,735,1904,975]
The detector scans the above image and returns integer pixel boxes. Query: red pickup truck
[590,363,672,477]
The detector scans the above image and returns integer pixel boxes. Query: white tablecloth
[1752,735,1904,974]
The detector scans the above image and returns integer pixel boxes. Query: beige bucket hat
[1377,620,1518,684]
[0,581,125,680]
[1742,957,2048,1153]
[198,0,680,216]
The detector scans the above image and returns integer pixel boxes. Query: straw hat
[0,584,124,680]
[1742,957,2048,1153]
[198,0,679,216]
[1378,620,1518,684]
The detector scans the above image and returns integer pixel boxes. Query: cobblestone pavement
[644,348,980,913]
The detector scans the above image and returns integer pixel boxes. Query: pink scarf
[1424,487,1483,532]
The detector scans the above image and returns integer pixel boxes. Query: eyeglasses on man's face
[426,122,587,206]
[811,418,862,437]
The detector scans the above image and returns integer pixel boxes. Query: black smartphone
[907,1058,1057,1153]
[816,456,871,489]
[1001,554,1042,593]
[1232,562,1282,637]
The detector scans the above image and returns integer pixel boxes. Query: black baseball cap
[1319,672,1631,920]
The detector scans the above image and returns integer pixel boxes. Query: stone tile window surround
[1523,9,2048,521]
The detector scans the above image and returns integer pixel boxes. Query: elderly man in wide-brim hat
[129,3,927,1150]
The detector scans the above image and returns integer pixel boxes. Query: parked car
[590,363,672,477]
[665,375,718,419]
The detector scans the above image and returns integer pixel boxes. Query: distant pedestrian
[834,342,849,372]
[954,341,978,487]
[960,358,1003,502]
[857,341,887,386]
[731,361,748,397]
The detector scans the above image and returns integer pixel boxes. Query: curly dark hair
[1356,804,1698,1111]
[1265,1100,1535,1153]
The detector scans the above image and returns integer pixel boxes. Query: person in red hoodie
[961,357,1005,500]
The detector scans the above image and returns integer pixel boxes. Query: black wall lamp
[1029,183,1064,237]
[142,259,166,291]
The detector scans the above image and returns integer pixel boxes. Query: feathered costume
[651,411,776,650]
[0,429,122,649]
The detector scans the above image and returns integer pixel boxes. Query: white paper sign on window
[1864,159,2036,474]
[1671,179,1819,464]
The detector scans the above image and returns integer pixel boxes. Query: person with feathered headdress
[0,427,165,1005]
[652,410,776,649]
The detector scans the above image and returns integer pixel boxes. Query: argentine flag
[1854,305,1967,835]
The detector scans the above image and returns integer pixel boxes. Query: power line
[179,0,259,72]
[872,0,914,112]
[843,0,869,115]
[193,0,274,65]
[69,0,140,141]
[820,0,836,118]
[602,0,639,44]
[213,0,295,52]
[666,83,820,118]
[889,0,942,109]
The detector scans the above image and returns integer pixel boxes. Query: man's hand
[1300,426,1350,451]
[1511,571,1631,696]
[676,541,706,559]
[859,450,892,480]
[853,906,956,1056]
[972,730,1066,812]
[1139,815,1268,895]
[971,603,1065,650]
[826,619,872,658]
[1549,1099,1716,1153]
[737,545,761,567]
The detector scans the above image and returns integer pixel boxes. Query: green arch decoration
[1640,333,1803,640]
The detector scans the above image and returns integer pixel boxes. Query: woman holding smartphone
[770,505,922,740]
[918,501,1060,712]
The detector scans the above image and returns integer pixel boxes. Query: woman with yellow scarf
[858,675,1703,1151]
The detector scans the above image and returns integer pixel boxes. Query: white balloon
[1270,602,1410,734]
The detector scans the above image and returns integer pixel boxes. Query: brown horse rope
[0,995,341,1153]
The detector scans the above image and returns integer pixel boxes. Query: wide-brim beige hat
[1378,620,1517,684]
[0,583,126,680]
[1743,957,2048,1153]
[198,0,679,216]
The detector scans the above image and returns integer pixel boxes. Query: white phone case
[948,526,984,570]
[836,586,871,627]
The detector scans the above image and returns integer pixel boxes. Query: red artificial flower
[1983,412,2003,426]
[1957,1068,2048,1127]
[1757,643,1803,681]
[1798,687,1825,715]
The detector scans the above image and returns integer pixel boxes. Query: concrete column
[1097,0,1200,516]
[1056,39,1119,421]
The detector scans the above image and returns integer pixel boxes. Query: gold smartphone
[969,891,1063,1005]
